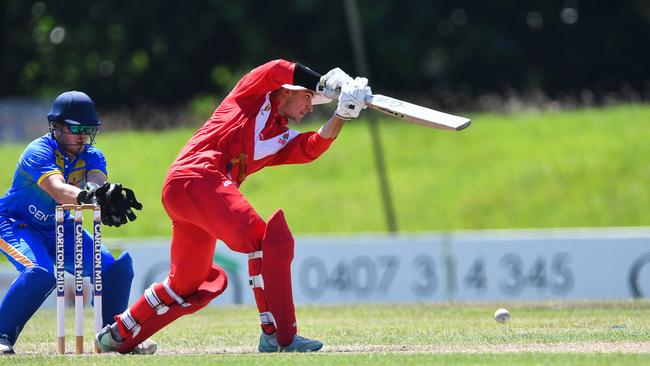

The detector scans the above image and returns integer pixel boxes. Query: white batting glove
[335,77,371,120]
[319,67,351,99]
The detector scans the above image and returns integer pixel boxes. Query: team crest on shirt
[278,133,290,146]
[67,160,87,188]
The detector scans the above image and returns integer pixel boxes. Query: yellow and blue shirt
[0,134,107,231]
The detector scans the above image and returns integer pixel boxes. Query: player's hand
[76,182,100,205]
[99,183,143,227]
[335,77,371,120]
[319,67,351,99]
[79,182,143,227]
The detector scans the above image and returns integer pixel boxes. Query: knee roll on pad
[195,263,229,306]
[117,264,227,353]
[263,209,294,260]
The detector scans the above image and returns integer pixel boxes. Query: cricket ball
[494,308,510,323]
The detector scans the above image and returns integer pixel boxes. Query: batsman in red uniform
[96,59,371,353]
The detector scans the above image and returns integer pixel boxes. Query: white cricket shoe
[258,332,323,352]
[95,325,122,353]
[95,324,157,355]
[0,336,14,355]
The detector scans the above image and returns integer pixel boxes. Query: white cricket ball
[494,308,510,323]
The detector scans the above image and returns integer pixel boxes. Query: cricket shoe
[130,338,158,355]
[258,332,323,353]
[95,324,158,355]
[0,335,14,355]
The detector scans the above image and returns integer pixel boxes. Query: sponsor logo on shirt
[29,204,53,222]
[29,155,47,164]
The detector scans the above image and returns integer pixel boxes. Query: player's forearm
[39,174,83,204]
[47,184,82,205]
[317,114,346,139]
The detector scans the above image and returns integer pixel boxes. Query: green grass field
[1,104,649,239]
[4,301,650,365]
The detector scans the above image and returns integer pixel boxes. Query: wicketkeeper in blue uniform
[0,91,153,355]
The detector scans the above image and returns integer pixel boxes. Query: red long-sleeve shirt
[166,59,335,186]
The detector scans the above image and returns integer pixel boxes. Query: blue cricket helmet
[47,91,100,126]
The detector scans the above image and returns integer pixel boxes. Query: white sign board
[1,228,649,308]
[120,228,650,305]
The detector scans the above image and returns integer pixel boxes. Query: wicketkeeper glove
[335,77,372,120]
[77,182,143,227]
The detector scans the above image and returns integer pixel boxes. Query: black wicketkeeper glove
[77,182,143,227]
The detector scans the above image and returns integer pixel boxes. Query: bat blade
[366,94,471,131]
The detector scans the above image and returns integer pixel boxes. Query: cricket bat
[365,94,471,131]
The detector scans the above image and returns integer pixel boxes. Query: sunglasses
[66,124,99,135]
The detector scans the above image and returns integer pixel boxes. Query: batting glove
[319,67,351,99]
[335,77,371,120]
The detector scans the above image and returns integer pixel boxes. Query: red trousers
[161,175,266,297]
[117,172,299,348]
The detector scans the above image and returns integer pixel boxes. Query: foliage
[2,1,650,108]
